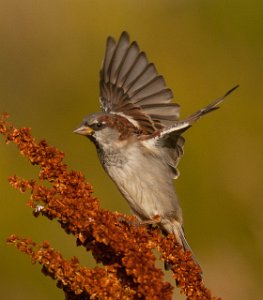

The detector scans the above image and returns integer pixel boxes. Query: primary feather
[99,31,179,134]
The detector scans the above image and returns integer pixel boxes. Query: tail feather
[177,225,194,253]
[171,221,200,268]
[172,221,194,253]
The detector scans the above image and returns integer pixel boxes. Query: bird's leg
[116,214,162,229]
[138,215,161,227]
[115,213,137,227]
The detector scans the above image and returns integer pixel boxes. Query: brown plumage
[75,32,239,261]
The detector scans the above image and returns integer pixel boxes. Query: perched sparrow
[74,32,238,256]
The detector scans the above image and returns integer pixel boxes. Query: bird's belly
[104,157,180,221]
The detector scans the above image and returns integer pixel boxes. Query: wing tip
[107,31,130,42]
[120,31,130,41]
[224,84,239,98]
[106,35,116,46]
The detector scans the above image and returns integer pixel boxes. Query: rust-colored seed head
[1,114,220,300]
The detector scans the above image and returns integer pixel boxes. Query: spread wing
[99,31,239,178]
[150,84,239,178]
[99,31,180,134]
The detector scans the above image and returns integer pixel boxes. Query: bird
[74,31,238,259]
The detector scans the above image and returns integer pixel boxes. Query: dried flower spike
[1,114,220,300]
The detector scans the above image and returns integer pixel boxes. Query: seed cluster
[1,113,220,300]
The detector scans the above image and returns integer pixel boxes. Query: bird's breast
[97,144,181,222]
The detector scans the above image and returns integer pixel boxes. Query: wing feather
[99,32,177,133]
[99,32,239,138]
[109,33,130,84]
[116,41,140,87]
[147,85,239,177]
[102,37,116,84]
[126,63,158,95]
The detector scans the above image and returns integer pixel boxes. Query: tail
[164,221,200,270]
[171,221,194,253]
[185,85,239,125]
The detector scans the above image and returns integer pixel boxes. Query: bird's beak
[73,125,94,136]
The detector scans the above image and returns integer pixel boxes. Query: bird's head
[74,112,141,149]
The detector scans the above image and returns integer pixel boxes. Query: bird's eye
[93,121,104,130]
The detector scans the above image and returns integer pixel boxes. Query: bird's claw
[138,215,161,227]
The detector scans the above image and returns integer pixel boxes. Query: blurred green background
[0,1,262,299]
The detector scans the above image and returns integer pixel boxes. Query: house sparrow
[74,32,238,257]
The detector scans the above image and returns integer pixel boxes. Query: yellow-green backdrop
[0,1,262,299]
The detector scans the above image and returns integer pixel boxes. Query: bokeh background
[0,1,262,299]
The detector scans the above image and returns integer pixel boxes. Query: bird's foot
[116,214,162,230]
[138,215,161,227]
[115,213,137,227]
